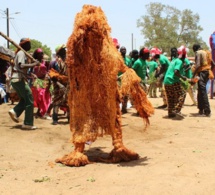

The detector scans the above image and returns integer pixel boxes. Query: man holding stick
[8,38,40,130]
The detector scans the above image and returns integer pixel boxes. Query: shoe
[198,110,204,115]
[173,111,185,119]
[22,124,37,130]
[157,104,167,109]
[52,121,58,125]
[45,116,52,120]
[204,111,211,117]
[168,113,176,118]
[121,109,127,114]
[205,113,211,117]
[42,114,52,120]
[8,109,19,123]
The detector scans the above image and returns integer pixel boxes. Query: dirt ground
[1,93,215,195]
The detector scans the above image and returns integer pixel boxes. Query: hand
[36,61,41,66]
[34,60,40,66]
[181,76,187,81]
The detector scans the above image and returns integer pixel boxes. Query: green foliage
[9,39,52,60]
[137,2,209,56]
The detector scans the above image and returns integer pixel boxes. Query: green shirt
[118,56,131,76]
[164,58,184,85]
[132,58,148,81]
[158,54,171,75]
[148,60,158,74]
[183,58,193,78]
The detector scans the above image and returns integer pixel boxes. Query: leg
[52,105,59,124]
[148,84,153,97]
[121,95,128,113]
[157,83,167,108]
[174,83,186,113]
[55,142,90,167]
[187,86,197,105]
[198,71,211,115]
[11,81,26,117]
[152,82,157,97]
[165,85,175,117]
[99,105,139,163]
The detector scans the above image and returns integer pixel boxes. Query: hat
[112,38,120,49]
[143,47,149,54]
[150,47,162,57]
[19,38,30,45]
[55,44,66,54]
[36,48,43,53]
[177,45,189,58]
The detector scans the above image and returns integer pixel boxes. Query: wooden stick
[0,31,36,62]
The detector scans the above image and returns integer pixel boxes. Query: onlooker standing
[147,57,158,98]
[132,47,150,92]
[178,47,197,106]
[31,48,52,119]
[119,46,131,113]
[163,46,187,118]
[151,47,170,108]
[192,44,214,116]
[49,44,69,125]
[8,38,40,130]
[130,49,139,67]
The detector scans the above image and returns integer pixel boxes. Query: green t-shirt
[183,58,193,78]
[164,58,183,85]
[158,54,171,75]
[118,56,131,76]
[132,58,148,81]
[148,60,158,74]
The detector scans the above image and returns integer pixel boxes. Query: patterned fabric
[164,82,186,114]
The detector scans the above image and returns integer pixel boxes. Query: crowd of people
[0,38,69,130]
[117,40,215,118]
[0,37,214,130]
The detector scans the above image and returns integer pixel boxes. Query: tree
[137,2,208,56]
[9,39,52,60]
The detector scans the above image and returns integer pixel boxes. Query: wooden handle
[0,31,36,62]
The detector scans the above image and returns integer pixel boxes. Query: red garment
[32,87,51,117]
[33,61,47,79]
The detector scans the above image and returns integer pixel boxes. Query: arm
[20,61,40,68]
[155,64,167,78]
[16,51,40,68]
[192,54,201,78]
[211,59,215,70]
[174,70,187,81]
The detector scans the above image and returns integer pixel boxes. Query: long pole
[131,33,133,51]
[0,31,36,62]
[6,8,9,48]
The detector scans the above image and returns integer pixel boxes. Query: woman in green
[163,47,187,118]
[180,53,197,106]
[132,47,149,92]
[151,47,170,108]
[147,58,158,98]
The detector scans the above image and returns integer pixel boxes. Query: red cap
[150,47,162,57]
[112,38,120,49]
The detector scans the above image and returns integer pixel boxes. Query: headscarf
[150,47,162,57]
[112,38,120,49]
[55,44,66,54]
[15,38,30,53]
[177,45,189,58]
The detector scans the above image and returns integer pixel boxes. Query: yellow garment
[196,50,214,79]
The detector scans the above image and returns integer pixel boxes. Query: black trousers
[197,71,211,113]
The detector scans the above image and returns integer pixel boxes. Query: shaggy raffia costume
[56,5,154,166]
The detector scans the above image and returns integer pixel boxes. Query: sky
[0,0,214,54]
